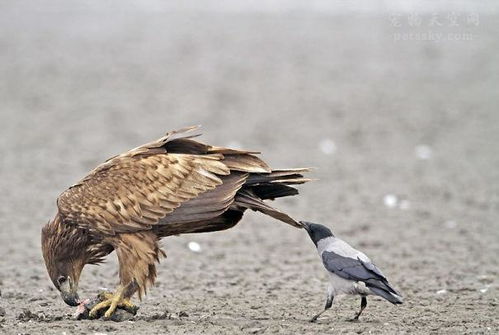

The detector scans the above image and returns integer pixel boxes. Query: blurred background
[0,1,498,334]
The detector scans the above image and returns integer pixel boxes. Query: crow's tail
[367,282,403,304]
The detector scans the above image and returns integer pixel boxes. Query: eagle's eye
[57,276,67,286]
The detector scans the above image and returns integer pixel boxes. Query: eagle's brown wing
[56,127,262,236]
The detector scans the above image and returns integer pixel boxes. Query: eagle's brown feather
[42,126,310,303]
[58,153,233,233]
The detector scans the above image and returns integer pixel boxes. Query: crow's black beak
[301,221,311,232]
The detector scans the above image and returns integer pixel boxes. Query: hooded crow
[302,221,402,322]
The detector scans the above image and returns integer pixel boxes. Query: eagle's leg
[89,232,163,319]
[88,284,138,319]
[352,296,367,321]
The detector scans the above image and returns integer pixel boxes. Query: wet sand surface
[0,3,498,334]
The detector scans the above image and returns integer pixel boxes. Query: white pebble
[319,139,336,155]
[188,241,202,253]
[480,285,490,293]
[415,145,432,160]
[436,289,447,295]
[383,194,398,208]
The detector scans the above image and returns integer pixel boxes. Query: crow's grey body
[302,221,402,322]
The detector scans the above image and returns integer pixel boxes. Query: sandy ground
[0,3,498,334]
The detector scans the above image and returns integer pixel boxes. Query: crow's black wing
[322,251,383,282]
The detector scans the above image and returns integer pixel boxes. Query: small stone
[383,194,398,208]
[436,289,447,295]
[319,139,337,155]
[108,309,137,322]
[479,285,490,294]
[0,307,5,317]
[17,309,44,322]
[188,241,201,253]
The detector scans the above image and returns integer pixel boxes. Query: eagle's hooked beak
[59,277,80,306]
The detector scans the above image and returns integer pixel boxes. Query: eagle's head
[41,214,88,306]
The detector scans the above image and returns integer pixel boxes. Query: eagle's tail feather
[234,190,300,227]
[233,168,311,228]
[245,168,311,186]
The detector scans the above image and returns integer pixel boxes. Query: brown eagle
[42,126,310,318]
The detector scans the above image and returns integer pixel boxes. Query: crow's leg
[310,293,334,322]
[352,296,367,321]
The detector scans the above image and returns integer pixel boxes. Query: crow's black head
[301,221,334,246]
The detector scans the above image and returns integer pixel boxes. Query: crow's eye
[57,276,67,285]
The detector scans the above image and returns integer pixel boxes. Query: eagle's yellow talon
[121,298,136,310]
[103,302,118,319]
[88,286,136,319]
[89,299,112,318]
[97,291,115,301]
